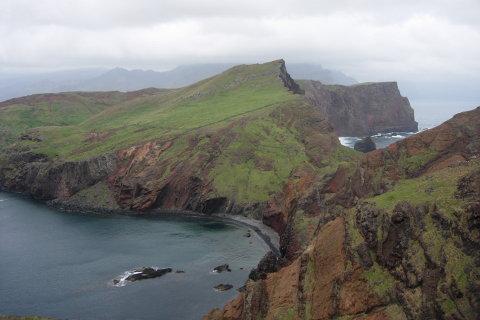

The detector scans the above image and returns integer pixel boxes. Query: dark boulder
[213,264,231,273]
[214,284,233,291]
[125,267,172,282]
[354,136,376,153]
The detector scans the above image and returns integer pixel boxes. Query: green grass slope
[1,60,346,209]
[13,60,297,161]
[0,89,163,148]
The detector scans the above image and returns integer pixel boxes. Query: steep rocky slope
[300,80,418,136]
[205,107,480,320]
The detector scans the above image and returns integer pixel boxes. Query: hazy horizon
[1,0,479,105]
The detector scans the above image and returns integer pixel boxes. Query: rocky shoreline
[45,196,281,255]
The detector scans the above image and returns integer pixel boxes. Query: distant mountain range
[0,63,356,102]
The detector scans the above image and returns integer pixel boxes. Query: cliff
[204,107,480,320]
[300,80,418,136]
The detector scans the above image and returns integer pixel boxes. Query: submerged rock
[214,284,233,291]
[213,264,231,273]
[354,136,376,153]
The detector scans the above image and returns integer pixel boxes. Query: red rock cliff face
[205,218,386,320]
[300,80,418,136]
[204,107,480,320]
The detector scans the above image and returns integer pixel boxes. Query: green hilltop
[0,60,354,208]
[6,60,299,160]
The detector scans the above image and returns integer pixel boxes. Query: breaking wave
[339,131,416,149]
[112,266,161,287]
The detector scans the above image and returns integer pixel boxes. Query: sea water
[0,192,268,320]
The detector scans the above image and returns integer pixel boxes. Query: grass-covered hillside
[0,60,354,212]
[0,89,165,148]
[9,61,299,161]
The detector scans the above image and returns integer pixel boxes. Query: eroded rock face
[205,218,385,320]
[0,152,116,199]
[300,80,418,136]
[204,108,480,320]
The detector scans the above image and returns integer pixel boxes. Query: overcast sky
[1,0,479,103]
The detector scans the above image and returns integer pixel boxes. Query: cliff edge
[300,80,418,136]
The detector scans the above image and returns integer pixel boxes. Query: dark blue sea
[0,192,268,320]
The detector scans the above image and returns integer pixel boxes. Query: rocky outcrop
[248,252,280,281]
[354,136,376,153]
[0,151,116,200]
[278,61,303,94]
[213,264,232,273]
[112,267,173,286]
[214,284,234,291]
[300,80,418,136]
[124,267,172,282]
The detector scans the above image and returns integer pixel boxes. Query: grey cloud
[0,0,479,104]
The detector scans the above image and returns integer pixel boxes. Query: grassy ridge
[17,60,296,160]
[0,90,160,148]
[0,60,347,207]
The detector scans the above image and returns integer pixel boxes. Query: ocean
[0,192,268,320]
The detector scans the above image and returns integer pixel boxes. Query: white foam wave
[112,266,160,287]
[112,270,140,287]
[338,137,361,147]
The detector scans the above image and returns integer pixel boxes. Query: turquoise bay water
[0,192,268,320]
